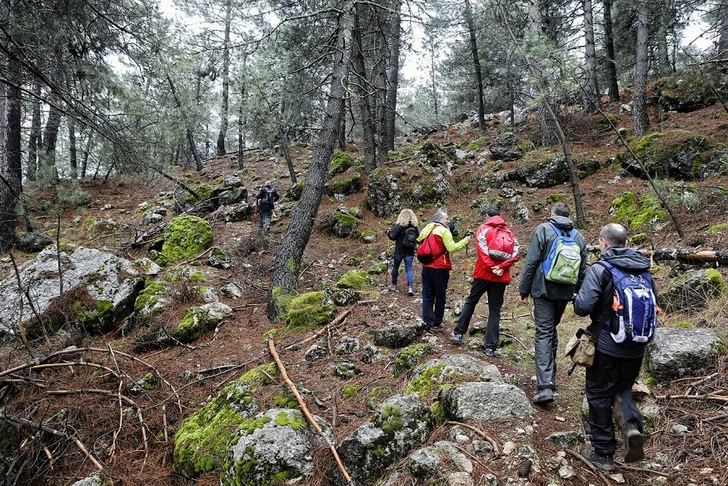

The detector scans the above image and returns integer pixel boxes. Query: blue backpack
[542,223,582,285]
[599,260,657,344]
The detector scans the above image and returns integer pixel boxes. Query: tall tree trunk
[374,5,389,161]
[465,0,486,131]
[633,0,650,136]
[582,0,600,112]
[40,95,62,180]
[656,7,671,75]
[27,82,42,181]
[238,74,245,170]
[278,97,297,184]
[718,0,728,56]
[217,0,232,156]
[603,0,620,101]
[68,117,78,179]
[528,0,558,146]
[0,59,22,251]
[267,0,355,320]
[0,76,6,164]
[338,97,346,150]
[383,0,401,153]
[81,130,93,178]
[429,35,439,123]
[353,5,378,173]
[166,73,203,171]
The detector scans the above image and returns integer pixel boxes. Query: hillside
[1,97,727,486]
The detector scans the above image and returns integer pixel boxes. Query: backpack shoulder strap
[548,222,562,237]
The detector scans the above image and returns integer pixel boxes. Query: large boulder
[371,323,422,348]
[440,382,533,422]
[222,408,332,486]
[327,207,361,238]
[339,394,432,484]
[405,355,503,397]
[15,232,53,253]
[660,269,726,312]
[619,130,714,180]
[367,169,402,217]
[156,215,214,265]
[489,132,526,161]
[647,327,724,380]
[654,71,728,113]
[514,152,600,188]
[171,302,233,343]
[0,246,154,337]
[327,169,363,196]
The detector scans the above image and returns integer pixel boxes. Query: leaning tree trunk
[465,0,486,131]
[0,58,22,251]
[217,0,232,156]
[267,0,355,320]
[68,117,78,179]
[27,82,42,181]
[603,0,620,101]
[40,94,62,181]
[166,73,203,171]
[633,0,650,136]
[353,4,378,173]
[382,0,401,154]
[582,0,600,112]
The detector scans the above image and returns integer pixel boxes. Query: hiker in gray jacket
[518,202,588,404]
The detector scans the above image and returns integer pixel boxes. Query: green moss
[610,192,667,230]
[675,321,695,328]
[466,136,487,151]
[367,262,388,275]
[238,415,272,435]
[631,233,648,245]
[376,404,404,435]
[546,192,565,203]
[595,113,619,132]
[284,291,334,330]
[331,210,359,231]
[515,138,535,153]
[393,343,433,375]
[404,363,447,397]
[157,215,213,265]
[632,133,665,154]
[327,170,362,195]
[705,268,726,292]
[271,287,295,318]
[708,223,728,235]
[273,410,307,431]
[329,150,352,176]
[336,269,369,290]
[341,384,361,400]
[367,386,392,410]
[240,362,277,386]
[173,307,217,342]
[429,401,447,425]
[285,181,304,201]
[642,370,659,387]
[187,270,205,283]
[74,299,114,328]
[272,394,298,408]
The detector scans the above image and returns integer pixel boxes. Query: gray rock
[559,464,575,479]
[324,287,360,306]
[547,430,584,449]
[515,201,530,222]
[142,207,167,225]
[0,246,146,337]
[70,475,105,486]
[660,269,726,312]
[335,336,361,355]
[304,344,328,362]
[516,155,600,188]
[670,424,689,436]
[367,172,402,217]
[335,362,361,379]
[440,382,533,422]
[647,327,724,380]
[489,133,523,161]
[361,344,388,364]
[210,202,251,222]
[15,232,53,253]
[207,247,233,269]
[411,354,503,385]
[220,283,243,299]
[372,323,422,348]
[223,408,331,485]
[483,473,499,485]
[339,394,432,483]
[409,440,473,477]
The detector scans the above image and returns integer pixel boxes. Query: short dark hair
[551,202,570,217]
[485,206,501,217]
[600,223,628,248]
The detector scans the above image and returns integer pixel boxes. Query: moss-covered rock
[660,268,726,312]
[326,169,362,195]
[284,181,304,201]
[466,136,487,151]
[418,139,453,167]
[157,215,214,265]
[134,281,167,317]
[342,384,362,400]
[514,150,600,188]
[336,269,369,290]
[610,192,667,230]
[404,354,503,398]
[328,207,360,238]
[329,150,352,176]
[595,113,620,132]
[489,132,525,161]
[285,292,334,329]
[367,261,388,275]
[620,130,714,180]
[708,223,728,235]
[393,343,433,375]
[367,162,451,217]
[171,302,232,343]
[654,71,728,113]
[173,363,276,474]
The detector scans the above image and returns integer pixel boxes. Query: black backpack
[402,226,419,249]
[262,189,275,205]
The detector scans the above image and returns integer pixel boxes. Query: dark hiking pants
[454,279,506,350]
[259,209,272,232]
[533,298,568,390]
[421,268,450,329]
[586,350,644,457]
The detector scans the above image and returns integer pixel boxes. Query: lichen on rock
[172,302,233,343]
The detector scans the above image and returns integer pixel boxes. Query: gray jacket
[517,216,588,301]
[574,247,653,359]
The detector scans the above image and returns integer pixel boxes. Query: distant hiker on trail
[387,208,420,296]
[574,223,656,472]
[451,207,520,357]
[416,208,470,333]
[255,181,280,232]
[518,202,588,405]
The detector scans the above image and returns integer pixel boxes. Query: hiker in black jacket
[574,223,652,472]
[387,208,419,296]
[255,181,280,232]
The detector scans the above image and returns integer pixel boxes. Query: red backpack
[416,230,444,264]
[485,226,516,261]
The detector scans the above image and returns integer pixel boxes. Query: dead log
[587,246,728,266]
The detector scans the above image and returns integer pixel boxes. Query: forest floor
[1,101,728,486]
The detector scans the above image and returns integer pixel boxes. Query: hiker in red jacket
[451,207,520,357]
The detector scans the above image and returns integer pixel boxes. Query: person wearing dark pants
[574,223,653,471]
[452,207,519,356]
[255,181,280,233]
[518,203,588,405]
[387,208,419,295]
[417,208,470,332]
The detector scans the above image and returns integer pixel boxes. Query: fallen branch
[500,332,532,355]
[284,309,351,351]
[585,246,728,265]
[615,460,671,478]
[446,421,500,456]
[655,394,728,403]
[268,339,354,484]
[565,449,611,486]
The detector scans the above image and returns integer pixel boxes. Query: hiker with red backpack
[518,202,588,405]
[451,207,520,357]
[416,208,470,333]
[387,208,420,296]
[573,223,657,472]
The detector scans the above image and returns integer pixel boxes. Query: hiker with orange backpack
[416,208,470,333]
[451,207,520,357]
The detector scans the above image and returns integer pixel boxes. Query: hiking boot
[451,332,463,344]
[532,388,554,405]
[388,284,397,292]
[483,348,496,358]
[581,447,616,472]
[623,428,645,463]
[407,286,415,296]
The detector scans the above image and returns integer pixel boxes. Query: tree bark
[27,82,42,181]
[633,0,650,136]
[718,0,728,57]
[0,58,22,251]
[383,0,401,153]
[603,0,620,101]
[81,130,93,178]
[278,97,297,184]
[238,73,245,170]
[374,4,389,161]
[465,0,486,131]
[267,0,355,320]
[40,94,62,180]
[582,0,600,112]
[353,5,378,174]
[68,117,78,179]
[656,7,671,75]
[528,0,558,146]
[0,76,5,165]
[428,34,439,123]
[217,0,232,156]
[166,73,203,171]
